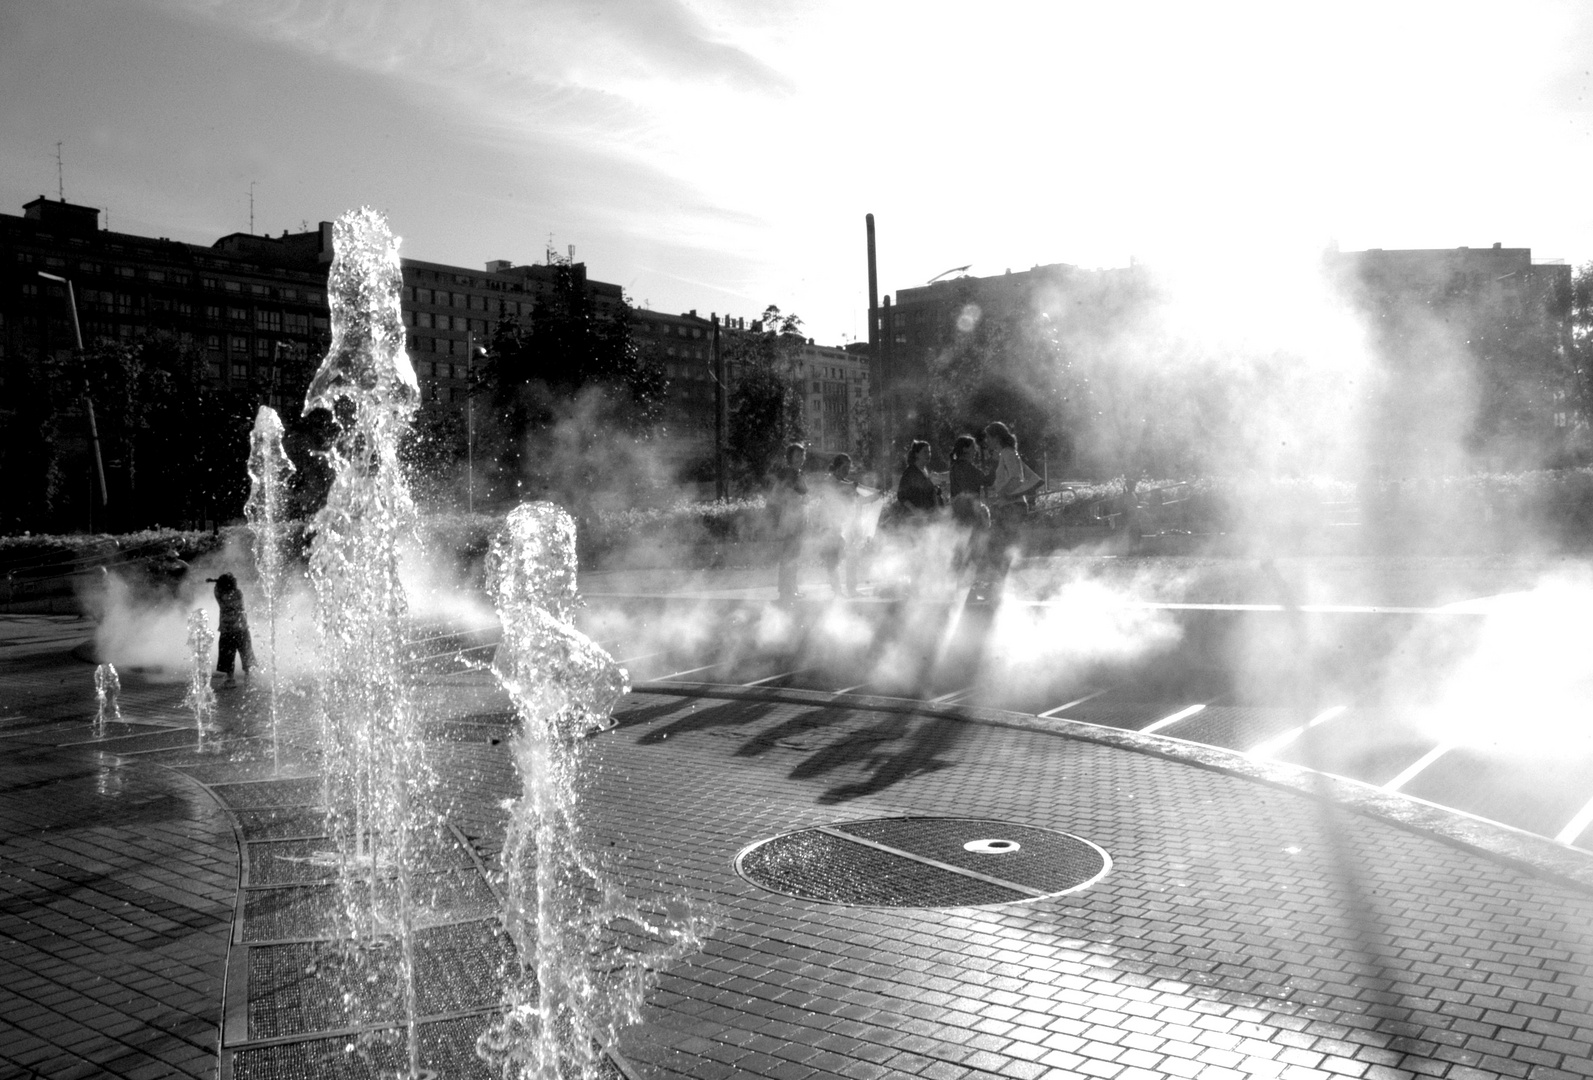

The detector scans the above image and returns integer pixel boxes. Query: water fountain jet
[303,206,431,1078]
[245,403,296,772]
[93,661,121,731]
[183,609,215,745]
[478,501,704,1078]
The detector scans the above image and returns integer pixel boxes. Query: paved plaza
[2,607,1593,1079]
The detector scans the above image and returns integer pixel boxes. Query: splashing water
[183,610,215,743]
[478,501,704,1078]
[246,404,296,770]
[302,207,432,1077]
[93,662,121,730]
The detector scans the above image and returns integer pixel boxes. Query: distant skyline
[4,0,1593,344]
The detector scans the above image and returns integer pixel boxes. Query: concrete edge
[630,680,1593,897]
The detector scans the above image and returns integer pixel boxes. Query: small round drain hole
[964,838,1019,854]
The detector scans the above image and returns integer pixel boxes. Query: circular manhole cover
[735,816,1110,908]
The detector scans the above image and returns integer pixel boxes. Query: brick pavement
[581,692,1593,1080]
[1,616,235,1080]
[2,612,1593,1079]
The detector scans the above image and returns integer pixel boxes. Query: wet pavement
[2,609,1593,1079]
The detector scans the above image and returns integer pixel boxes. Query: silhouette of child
[210,573,254,686]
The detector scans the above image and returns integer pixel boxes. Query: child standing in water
[210,573,254,686]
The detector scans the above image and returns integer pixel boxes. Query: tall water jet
[245,403,296,770]
[183,610,215,744]
[93,662,121,731]
[478,501,703,1078]
[302,206,431,1076]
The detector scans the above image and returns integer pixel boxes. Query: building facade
[625,311,873,465]
[399,257,624,406]
[1,195,873,519]
[631,307,719,444]
[1,198,333,411]
[1325,243,1575,470]
[864,244,1576,475]
[794,338,870,461]
[868,261,1134,462]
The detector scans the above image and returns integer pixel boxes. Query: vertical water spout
[479,501,702,1078]
[246,404,296,772]
[183,610,215,746]
[93,662,121,731]
[302,206,431,1077]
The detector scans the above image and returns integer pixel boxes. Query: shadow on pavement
[628,697,780,744]
[734,706,849,758]
[806,713,964,805]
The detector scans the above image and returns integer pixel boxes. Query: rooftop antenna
[249,181,257,234]
[55,142,66,200]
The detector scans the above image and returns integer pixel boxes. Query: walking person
[895,440,942,518]
[948,434,993,598]
[210,573,254,687]
[818,454,883,598]
[948,434,989,501]
[770,443,809,601]
[887,440,945,597]
[984,422,1043,590]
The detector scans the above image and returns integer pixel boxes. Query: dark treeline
[0,331,332,535]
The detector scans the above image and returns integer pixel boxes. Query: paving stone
[6,613,1593,1079]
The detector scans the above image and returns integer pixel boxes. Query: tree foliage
[724,305,806,488]
[1565,261,1593,459]
[0,329,337,533]
[478,263,668,511]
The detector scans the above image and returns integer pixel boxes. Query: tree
[903,283,1084,475]
[0,332,237,531]
[479,263,668,511]
[1465,270,1576,468]
[849,389,876,472]
[724,305,806,487]
[1565,262,1593,460]
[0,347,68,531]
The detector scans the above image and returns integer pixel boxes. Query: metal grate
[234,806,328,842]
[247,839,341,887]
[247,922,512,1041]
[212,777,325,809]
[242,872,497,943]
[232,1014,502,1079]
[737,817,1110,908]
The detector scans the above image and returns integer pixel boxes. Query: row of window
[409,268,517,290]
[404,286,533,318]
[410,311,487,333]
[664,361,714,380]
[11,252,327,302]
[636,322,706,339]
[407,286,500,310]
[417,360,472,380]
[409,335,485,357]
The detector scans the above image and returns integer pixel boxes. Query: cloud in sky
[4,0,1593,342]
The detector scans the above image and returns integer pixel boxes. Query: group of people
[768,421,1044,601]
[769,445,883,600]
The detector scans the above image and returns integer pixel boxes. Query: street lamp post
[39,272,108,526]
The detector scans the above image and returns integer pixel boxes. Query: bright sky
[4,0,1593,344]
